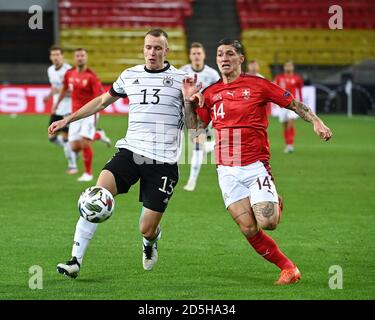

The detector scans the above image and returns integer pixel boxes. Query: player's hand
[189,92,204,107]
[48,119,67,135]
[313,120,332,141]
[43,96,50,104]
[182,74,203,106]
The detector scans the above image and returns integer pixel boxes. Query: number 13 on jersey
[212,102,225,120]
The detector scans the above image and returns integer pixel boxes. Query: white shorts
[68,114,96,142]
[217,161,279,208]
[278,108,298,123]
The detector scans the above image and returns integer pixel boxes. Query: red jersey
[274,73,303,102]
[196,74,293,166]
[63,67,103,112]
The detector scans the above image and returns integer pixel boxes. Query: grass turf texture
[0,114,374,300]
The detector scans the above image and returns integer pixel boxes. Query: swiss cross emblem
[242,88,250,100]
[212,93,222,101]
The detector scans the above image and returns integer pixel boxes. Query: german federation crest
[163,76,173,87]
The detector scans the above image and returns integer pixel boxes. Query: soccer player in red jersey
[274,60,304,153]
[54,48,111,182]
[183,39,332,285]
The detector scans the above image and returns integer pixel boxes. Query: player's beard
[77,63,86,70]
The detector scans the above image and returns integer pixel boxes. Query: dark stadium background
[1,0,374,115]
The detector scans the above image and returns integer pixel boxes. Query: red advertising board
[0,85,129,114]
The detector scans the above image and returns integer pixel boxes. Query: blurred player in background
[184,39,332,285]
[180,42,220,191]
[54,48,111,182]
[49,29,202,278]
[45,45,78,174]
[247,59,263,78]
[274,60,304,153]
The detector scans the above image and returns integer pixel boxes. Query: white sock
[143,227,161,247]
[204,140,215,153]
[188,148,204,183]
[63,141,77,169]
[50,135,64,147]
[71,217,98,265]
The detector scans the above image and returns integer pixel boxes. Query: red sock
[93,132,101,141]
[283,128,289,145]
[286,127,295,145]
[247,230,294,270]
[82,146,93,175]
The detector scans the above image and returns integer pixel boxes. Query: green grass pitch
[0,114,374,300]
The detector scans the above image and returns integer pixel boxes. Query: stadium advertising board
[0,84,129,114]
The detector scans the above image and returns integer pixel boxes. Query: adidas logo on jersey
[132,79,140,84]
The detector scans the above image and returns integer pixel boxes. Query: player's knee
[139,224,157,239]
[71,142,81,152]
[48,135,57,143]
[81,140,91,149]
[238,221,258,238]
[97,170,118,196]
[259,219,278,230]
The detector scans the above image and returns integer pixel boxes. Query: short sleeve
[195,106,211,125]
[262,79,293,108]
[109,71,127,98]
[63,71,69,91]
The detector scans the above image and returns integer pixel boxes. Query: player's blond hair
[145,28,169,47]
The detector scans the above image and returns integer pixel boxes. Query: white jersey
[110,62,186,163]
[179,64,220,90]
[47,63,72,116]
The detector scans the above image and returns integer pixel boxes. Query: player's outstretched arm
[286,98,333,141]
[48,92,118,135]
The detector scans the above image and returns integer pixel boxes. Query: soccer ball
[78,186,115,223]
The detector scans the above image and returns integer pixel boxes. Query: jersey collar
[191,65,205,73]
[54,63,64,71]
[144,61,170,73]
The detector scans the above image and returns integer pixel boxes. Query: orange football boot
[275,266,301,285]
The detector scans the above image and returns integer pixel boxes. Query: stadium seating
[237,0,375,79]
[59,0,192,82]
[237,0,375,29]
[60,28,188,82]
[59,0,192,28]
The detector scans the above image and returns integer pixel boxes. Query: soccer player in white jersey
[45,45,78,174]
[180,42,220,191]
[49,29,202,278]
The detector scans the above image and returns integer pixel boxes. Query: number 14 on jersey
[212,102,225,120]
